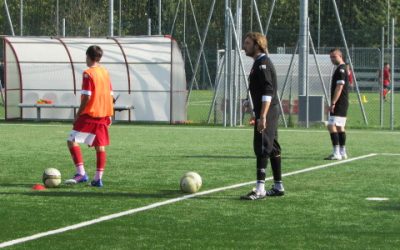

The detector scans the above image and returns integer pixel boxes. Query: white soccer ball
[180,172,202,193]
[183,172,202,188]
[42,168,62,188]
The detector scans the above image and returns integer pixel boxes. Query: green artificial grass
[0,124,399,249]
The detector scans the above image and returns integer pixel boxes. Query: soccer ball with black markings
[180,172,202,193]
[42,168,62,188]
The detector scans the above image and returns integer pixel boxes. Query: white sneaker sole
[324,155,342,160]
[64,179,78,185]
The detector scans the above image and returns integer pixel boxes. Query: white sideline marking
[380,153,400,156]
[366,197,389,201]
[0,153,377,248]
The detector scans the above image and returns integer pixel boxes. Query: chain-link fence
[208,50,333,127]
[0,0,399,127]
[206,48,400,128]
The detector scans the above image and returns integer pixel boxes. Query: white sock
[274,181,284,191]
[340,146,346,155]
[76,164,85,176]
[94,171,103,181]
[333,145,340,155]
[256,181,265,193]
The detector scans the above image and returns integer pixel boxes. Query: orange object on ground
[32,183,46,190]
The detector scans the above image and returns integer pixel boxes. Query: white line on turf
[366,197,389,201]
[379,153,400,156]
[0,153,377,248]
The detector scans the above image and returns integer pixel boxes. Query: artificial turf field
[0,123,399,249]
[188,90,400,129]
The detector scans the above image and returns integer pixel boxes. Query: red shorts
[383,80,390,88]
[68,115,111,146]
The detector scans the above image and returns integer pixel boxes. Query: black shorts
[253,105,281,157]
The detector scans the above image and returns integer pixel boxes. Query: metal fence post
[390,18,395,130]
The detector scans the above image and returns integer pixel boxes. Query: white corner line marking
[0,153,377,248]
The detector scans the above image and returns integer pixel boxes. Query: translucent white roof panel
[130,64,171,91]
[116,36,170,44]
[6,37,70,62]
[62,39,125,63]
[131,92,170,121]
[60,38,115,44]
[21,63,74,90]
[103,64,130,91]
[123,43,171,63]
[6,37,60,43]
[71,63,87,84]
[115,36,172,63]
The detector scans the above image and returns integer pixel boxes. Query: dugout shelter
[2,36,187,123]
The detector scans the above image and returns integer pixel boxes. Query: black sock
[338,132,346,146]
[256,156,267,181]
[270,155,282,182]
[330,133,339,146]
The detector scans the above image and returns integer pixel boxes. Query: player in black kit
[324,48,349,160]
[241,32,284,200]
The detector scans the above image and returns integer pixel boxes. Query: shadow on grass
[0,183,34,188]
[20,189,246,201]
[25,191,181,199]
[194,194,244,200]
[183,155,306,161]
[371,202,400,211]
[0,183,255,201]
[184,155,253,159]
[0,184,247,201]
[0,187,184,199]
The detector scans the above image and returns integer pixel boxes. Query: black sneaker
[240,189,266,200]
[266,186,285,197]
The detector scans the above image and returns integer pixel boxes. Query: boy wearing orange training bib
[65,45,114,187]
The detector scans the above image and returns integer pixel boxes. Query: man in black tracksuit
[241,32,284,200]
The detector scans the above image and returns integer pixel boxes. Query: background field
[0,123,399,249]
[2,89,400,129]
[187,90,400,129]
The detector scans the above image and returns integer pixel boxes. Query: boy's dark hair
[86,45,103,62]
